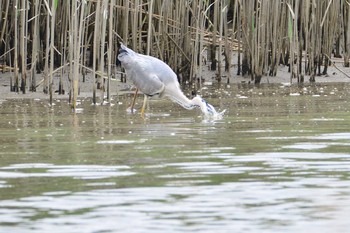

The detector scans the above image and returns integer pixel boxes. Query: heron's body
[118,44,224,118]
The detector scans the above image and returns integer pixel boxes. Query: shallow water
[0,83,350,232]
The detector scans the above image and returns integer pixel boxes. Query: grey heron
[118,43,224,119]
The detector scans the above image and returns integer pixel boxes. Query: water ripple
[0,163,135,179]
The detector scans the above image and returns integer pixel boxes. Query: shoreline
[1,60,350,100]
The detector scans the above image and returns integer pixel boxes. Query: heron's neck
[166,89,197,110]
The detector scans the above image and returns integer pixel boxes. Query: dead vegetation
[0,0,350,110]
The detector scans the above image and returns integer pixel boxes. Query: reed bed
[1,0,350,110]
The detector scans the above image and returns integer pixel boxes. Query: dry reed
[1,0,350,110]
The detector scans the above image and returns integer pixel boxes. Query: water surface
[0,83,350,232]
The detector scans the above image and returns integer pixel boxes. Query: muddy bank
[1,56,350,101]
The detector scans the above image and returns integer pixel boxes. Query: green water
[0,83,349,232]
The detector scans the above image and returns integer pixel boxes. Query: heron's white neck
[167,91,198,110]
[164,85,223,118]
[165,90,213,115]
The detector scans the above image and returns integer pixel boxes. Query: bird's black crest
[116,41,127,66]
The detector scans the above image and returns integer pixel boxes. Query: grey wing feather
[128,55,165,96]
[119,44,178,96]
[132,72,165,96]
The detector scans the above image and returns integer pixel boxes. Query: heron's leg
[128,88,138,113]
[140,94,148,118]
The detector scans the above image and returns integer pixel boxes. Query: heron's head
[192,96,226,120]
[192,96,215,116]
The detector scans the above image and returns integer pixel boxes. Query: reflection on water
[0,83,350,232]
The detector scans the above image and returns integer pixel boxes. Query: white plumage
[118,43,224,118]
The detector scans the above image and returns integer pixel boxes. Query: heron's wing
[130,55,165,96]
[138,54,179,84]
[133,72,165,96]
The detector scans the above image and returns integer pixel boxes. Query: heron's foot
[126,106,137,113]
[140,107,146,119]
